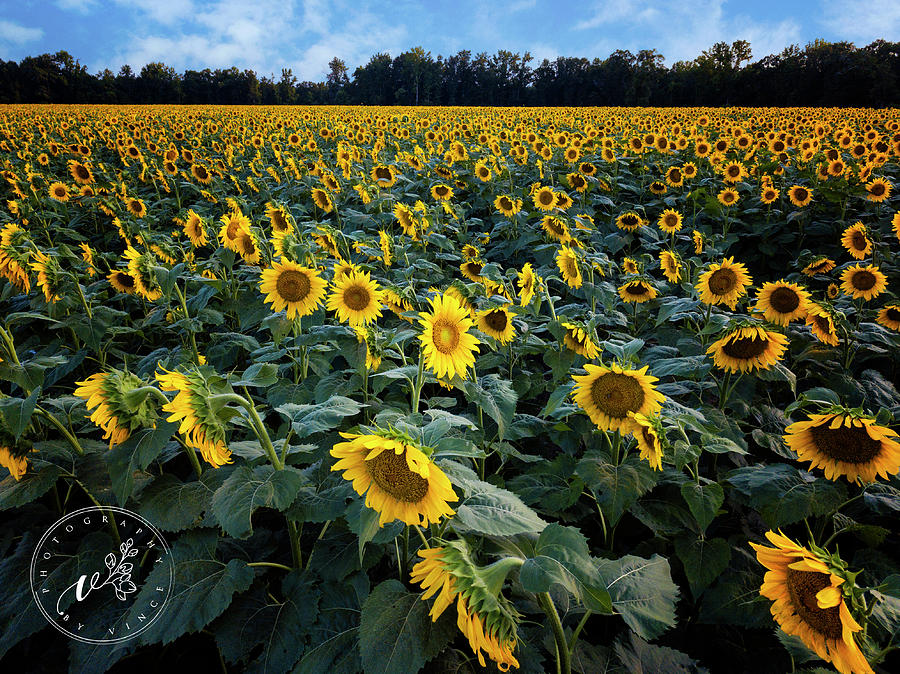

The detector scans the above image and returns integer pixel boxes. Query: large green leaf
[275,396,364,438]
[0,387,40,439]
[674,536,731,599]
[211,465,308,539]
[577,454,659,527]
[463,374,517,440]
[0,459,64,510]
[358,579,454,674]
[138,468,232,532]
[597,554,679,640]
[680,482,724,533]
[131,530,254,645]
[520,524,612,613]
[105,420,179,505]
[451,477,546,536]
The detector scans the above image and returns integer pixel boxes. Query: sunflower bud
[75,369,161,447]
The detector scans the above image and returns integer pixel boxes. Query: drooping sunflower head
[460,259,486,283]
[615,211,644,233]
[618,279,658,304]
[696,257,753,309]
[628,411,665,471]
[393,202,417,237]
[477,305,516,344]
[876,304,900,332]
[370,164,397,188]
[707,323,789,374]
[785,408,900,484]
[805,302,840,346]
[659,250,682,283]
[0,441,30,482]
[840,264,887,301]
[541,215,570,243]
[259,259,327,320]
[354,325,382,371]
[753,280,810,326]
[326,269,384,327]
[123,246,163,301]
[183,209,208,247]
[74,369,160,447]
[0,223,32,292]
[802,256,836,277]
[750,531,873,674]
[218,209,251,252]
[265,202,293,235]
[155,367,232,468]
[330,429,457,527]
[556,246,582,288]
[311,188,334,213]
[30,250,63,304]
[572,362,665,433]
[561,321,600,360]
[431,183,454,201]
[841,222,872,260]
[418,292,481,381]
[692,229,704,255]
[68,160,94,185]
[517,262,541,306]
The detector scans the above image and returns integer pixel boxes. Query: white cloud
[0,19,43,45]
[820,0,900,43]
[528,43,558,64]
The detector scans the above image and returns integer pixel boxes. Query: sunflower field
[1,105,900,674]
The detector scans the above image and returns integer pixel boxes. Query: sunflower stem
[411,349,426,415]
[412,524,429,549]
[173,280,200,365]
[174,435,204,478]
[247,561,293,572]
[287,519,303,569]
[568,610,592,654]
[538,592,570,674]
[35,407,84,456]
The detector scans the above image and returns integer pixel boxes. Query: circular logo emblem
[30,506,174,644]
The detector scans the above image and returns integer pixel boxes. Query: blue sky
[0,0,898,81]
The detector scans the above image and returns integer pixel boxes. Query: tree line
[1,39,898,107]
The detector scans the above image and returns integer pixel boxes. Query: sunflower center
[271,212,288,231]
[226,218,241,239]
[785,568,843,640]
[499,197,512,210]
[563,257,578,278]
[850,231,868,251]
[76,166,90,180]
[622,214,638,227]
[870,183,885,196]
[276,270,311,302]
[626,283,649,296]
[769,287,800,313]
[663,214,678,227]
[722,335,770,359]
[795,188,809,201]
[116,273,134,288]
[432,318,461,354]
[851,271,876,291]
[343,285,371,311]
[54,186,66,197]
[238,235,255,256]
[590,373,646,419]
[366,448,429,502]
[375,167,391,180]
[708,268,737,295]
[539,191,554,205]
[809,421,882,464]
[484,310,508,333]
[640,426,656,448]
[670,169,682,182]
[886,307,900,321]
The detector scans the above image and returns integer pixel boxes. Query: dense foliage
[1,39,899,107]
[0,105,899,674]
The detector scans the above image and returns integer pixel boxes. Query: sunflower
[840,264,887,301]
[665,166,684,187]
[532,186,556,211]
[649,180,667,195]
[753,280,810,325]
[0,444,29,481]
[460,259,486,283]
[573,363,664,433]
[802,257,836,276]
[785,409,900,484]
[259,259,326,320]
[554,191,573,210]
[707,324,788,373]
[567,172,588,192]
[418,292,480,381]
[561,322,599,359]
[892,211,900,243]
[79,243,96,277]
[370,164,397,188]
[379,229,392,266]
[235,230,261,265]
[74,370,160,447]
[477,306,515,344]
[431,183,454,201]
[494,194,522,217]
[48,181,69,202]
[805,302,840,346]
[556,246,582,288]
[31,250,62,303]
[659,250,682,283]
[474,161,492,182]
[788,185,813,207]
[841,222,872,260]
[183,209,208,247]
[722,161,747,183]
[218,209,251,252]
[657,208,683,234]
[692,230,704,255]
[826,283,840,300]
[265,203,293,234]
[311,188,334,213]
[108,270,137,295]
[717,187,739,206]
[615,212,643,232]
[124,246,163,301]
[190,163,212,185]
[155,368,232,468]
[327,270,384,327]
[541,215,570,243]
[696,257,753,309]
[622,257,639,275]
[760,186,780,204]
[628,412,664,471]
[619,279,658,304]
[517,263,540,306]
[126,198,147,218]
[331,430,457,527]
[750,531,874,674]
[393,203,417,237]
[876,304,900,331]
[68,160,94,185]
[411,544,521,671]
[865,177,891,203]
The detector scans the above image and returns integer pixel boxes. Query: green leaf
[649,356,710,378]
[211,465,308,539]
[275,396,364,439]
[577,454,659,527]
[680,482,724,533]
[0,387,40,439]
[138,469,231,532]
[757,362,797,395]
[614,633,707,673]
[359,579,454,674]
[674,536,731,599]
[451,478,546,536]
[231,362,279,388]
[727,464,848,528]
[0,459,65,510]
[597,554,679,640]
[299,575,368,674]
[540,383,574,418]
[701,434,747,455]
[464,374,517,440]
[519,524,612,613]
[131,530,254,645]
[105,420,179,505]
